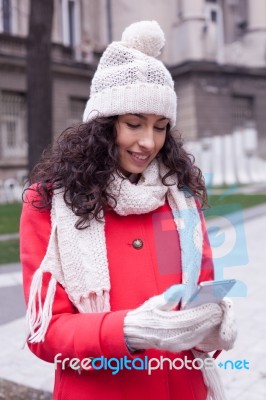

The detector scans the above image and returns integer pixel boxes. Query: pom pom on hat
[121,20,165,58]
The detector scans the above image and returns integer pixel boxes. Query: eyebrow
[129,113,168,122]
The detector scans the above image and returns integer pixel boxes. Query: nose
[138,127,155,151]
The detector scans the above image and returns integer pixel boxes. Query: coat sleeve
[20,188,143,364]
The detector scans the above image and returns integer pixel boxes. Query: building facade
[0,0,266,180]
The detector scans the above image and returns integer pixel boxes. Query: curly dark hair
[25,116,207,229]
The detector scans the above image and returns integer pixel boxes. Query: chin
[124,166,146,175]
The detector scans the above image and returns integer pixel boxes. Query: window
[204,0,225,62]
[0,0,11,33]
[235,0,248,38]
[6,120,16,147]
[3,0,11,32]
[232,96,254,130]
[211,10,217,22]
[0,91,27,160]
[224,0,248,43]
[68,0,75,48]
[69,97,87,125]
[61,0,81,59]
[61,0,81,58]
[0,0,18,34]
[177,0,183,19]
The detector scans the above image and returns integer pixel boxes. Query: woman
[20,21,236,400]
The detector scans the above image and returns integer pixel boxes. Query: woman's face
[115,113,169,176]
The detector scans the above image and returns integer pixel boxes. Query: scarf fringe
[26,268,57,343]
[26,269,111,343]
[78,291,111,313]
[192,350,227,400]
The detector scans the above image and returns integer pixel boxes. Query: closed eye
[155,126,167,132]
[126,123,140,129]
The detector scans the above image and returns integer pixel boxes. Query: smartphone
[183,279,236,309]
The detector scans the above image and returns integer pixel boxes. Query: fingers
[185,302,223,323]
[219,299,237,349]
[151,302,223,331]
[220,297,233,311]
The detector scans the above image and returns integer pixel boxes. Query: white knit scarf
[25,159,225,400]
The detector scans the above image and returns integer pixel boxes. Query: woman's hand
[123,286,224,353]
[194,297,237,353]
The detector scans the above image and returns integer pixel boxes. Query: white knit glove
[195,297,237,352]
[124,286,223,353]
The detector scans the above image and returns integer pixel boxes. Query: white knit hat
[83,20,177,128]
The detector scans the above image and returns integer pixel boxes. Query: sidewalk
[0,202,265,399]
[0,233,19,241]
[0,378,51,400]
[0,264,54,396]
[213,212,266,399]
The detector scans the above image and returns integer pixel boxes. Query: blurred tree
[26,0,54,173]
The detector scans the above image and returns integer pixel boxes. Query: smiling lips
[128,151,150,164]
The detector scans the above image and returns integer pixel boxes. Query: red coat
[20,189,214,400]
